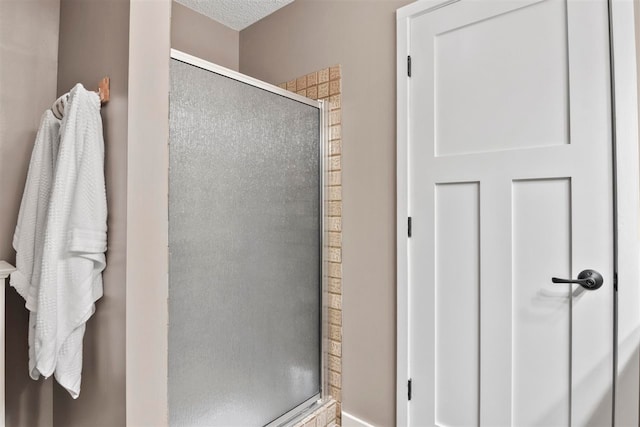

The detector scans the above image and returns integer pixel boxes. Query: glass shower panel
[168,58,321,427]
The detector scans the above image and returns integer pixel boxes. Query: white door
[402,0,614,425]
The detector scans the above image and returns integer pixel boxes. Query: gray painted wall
[55,0,130,425]
[0,1,60,425]
[240,1,411,425]
[1,1,129,425]
[126,1,171,424]
[172,1,239,71]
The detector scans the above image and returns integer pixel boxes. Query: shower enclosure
[168,50,327,427]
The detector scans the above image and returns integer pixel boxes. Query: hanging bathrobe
[11,110,61,379]
[35,83,107,398]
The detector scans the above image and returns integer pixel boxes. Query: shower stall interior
[167,50,327,427]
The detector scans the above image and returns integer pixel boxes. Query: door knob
[552,269,603,290]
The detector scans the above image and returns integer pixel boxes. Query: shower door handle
[551,269,603,290]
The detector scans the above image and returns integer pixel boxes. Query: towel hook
[97,77,110,104]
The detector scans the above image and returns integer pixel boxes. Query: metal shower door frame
[169,48,329,427]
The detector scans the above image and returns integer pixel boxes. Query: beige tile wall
[295,399,338,427]
[280,65,342,426]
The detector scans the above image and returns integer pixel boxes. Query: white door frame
[395,0,640,425]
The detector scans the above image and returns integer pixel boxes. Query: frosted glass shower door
[168,52,323,427]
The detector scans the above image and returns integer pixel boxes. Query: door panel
[407,0,614,425]
[512,178,571,426]
[434,0,569,156]
[435,182,480,426]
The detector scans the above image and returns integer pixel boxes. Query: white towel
[11,110,60,379]
[35,84,107,398]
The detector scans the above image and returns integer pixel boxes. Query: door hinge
[408,217,412,238]
[407,55,412,77]
[408,378,412,400]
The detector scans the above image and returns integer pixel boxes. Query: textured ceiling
[175,0,296,31]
